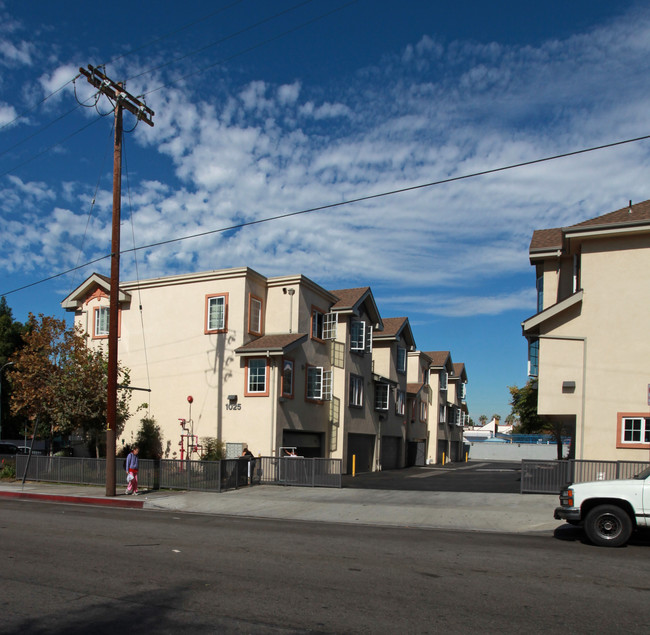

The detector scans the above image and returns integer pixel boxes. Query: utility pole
[79,65,154,496]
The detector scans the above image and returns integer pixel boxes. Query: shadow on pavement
[342,462,522,494]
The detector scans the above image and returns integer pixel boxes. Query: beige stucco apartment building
[522,199,650,461]
[62,266,469,471]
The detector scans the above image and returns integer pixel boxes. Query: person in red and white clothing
[125,446,139,495]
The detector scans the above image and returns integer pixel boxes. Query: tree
[0,297,28,439]
[509,380,569,459]
[478,414,488,426]
[201,437,225,461]
[9,314,132,455]
[133,416,163,459]
[491,413,501,422]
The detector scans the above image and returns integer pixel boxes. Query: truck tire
[584,505,632,547]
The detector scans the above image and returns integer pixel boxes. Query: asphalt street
[2,501,650,634]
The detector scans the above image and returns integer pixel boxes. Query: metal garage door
[347,433,375,474]
[381,436,401,470]
[407,441,426,467]
[282,431,323,458]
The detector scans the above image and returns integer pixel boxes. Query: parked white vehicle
[554,466,650,547]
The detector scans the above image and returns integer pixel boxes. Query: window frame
[281,358,294,399]
[617,413,650,449]
[397,346,406,374]
[350,320,366,352]
[528,338,539,378]
[349,374,364,408]
[306,365,323,401]
[420,400,428,423]
[311,306,326,341]
[205,293,228,334]
[395,390,405,416]
[374,383,389,411]
[245,358,269,397]
[248,293,263,337]
[93,306,110,339]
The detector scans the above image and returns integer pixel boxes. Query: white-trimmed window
[306,366,332,401]
[323,312,337,340]
[249,294,263,336]
[350,320,365,351]
[311,307,335,340]
[395,390,405,415]
[420,400,428,423]
[205,294,227,333]
[621,417,650,444]
[439,404,446,423]
[439,371,448,391]
[397,347,406,374]
[94,306,109,338]
[528,338,539,377]
[349,374,363,407]
[375,383,389,411]
[282,359,294,398]
[458,382,467,401]
[246,358,268,396]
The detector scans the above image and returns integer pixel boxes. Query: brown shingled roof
[530,199,650,253]
[567,199,650,231]
[424,351,450,367]
[235,333,307,355]
[529,227,563,252]
[329,287,371,310]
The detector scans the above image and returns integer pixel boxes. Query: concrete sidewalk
[0,479,562,534]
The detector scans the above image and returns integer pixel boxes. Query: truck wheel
[584,505,632,547]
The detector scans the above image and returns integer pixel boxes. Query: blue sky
[0,0,648,421]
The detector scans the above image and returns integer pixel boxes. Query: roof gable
[61,273,131,310]
[329,286,383,329]
[373,317,415,347]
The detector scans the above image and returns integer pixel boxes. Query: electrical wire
[142,0,357,97]
[0,115,105,180]
[2,130,649,298]
[103,0,246,68]
[70,121,115,290]
[127,0,317,83]
[124,135,152,409]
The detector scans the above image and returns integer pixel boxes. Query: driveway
[342,460,522,493]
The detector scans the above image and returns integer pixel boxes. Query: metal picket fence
[15,455,342,491]
[520,459,650,494]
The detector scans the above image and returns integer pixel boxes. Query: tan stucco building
[62,267,469,471]
[522,199,650,461]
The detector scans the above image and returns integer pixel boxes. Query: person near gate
[126,446,140,495]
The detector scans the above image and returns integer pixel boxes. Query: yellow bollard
[442,452,446,465]
[465,451,468,463]
[352,454,356,477]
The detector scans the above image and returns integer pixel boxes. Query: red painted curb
[0,491,144,509]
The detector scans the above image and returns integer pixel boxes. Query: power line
[3,131,649,298]
[0,1,244,133]
[128,0,317,83]
[142,0,357,97]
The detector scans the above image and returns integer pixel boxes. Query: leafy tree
[0,297,28,439]
[491,413,501,422]
[509,380,570,459]
[9,314,132,455]
[201,437,225,461]
[134,416,163,459]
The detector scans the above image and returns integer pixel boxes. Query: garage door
[407,441,426,467]
[381,436,401,470]
[347,433,375,474]
[282,431,323,458]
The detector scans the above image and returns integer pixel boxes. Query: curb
[0,490,144,509]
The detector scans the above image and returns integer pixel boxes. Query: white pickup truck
[554,466,650,547]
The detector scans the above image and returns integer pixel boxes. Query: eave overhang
[521,290,583,335]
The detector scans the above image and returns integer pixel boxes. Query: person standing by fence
[241,446,255,484]
[126,446,140,495]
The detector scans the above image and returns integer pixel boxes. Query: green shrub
[0,460,16,479]
[201,437,225,461]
